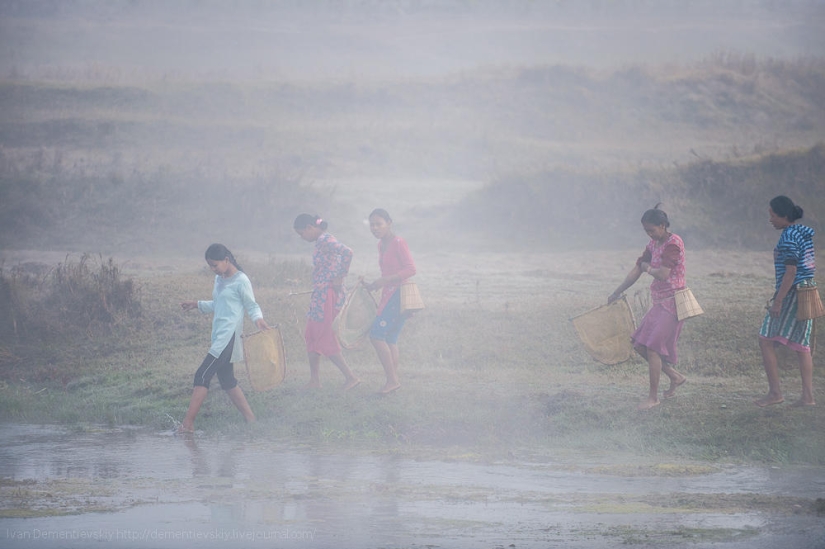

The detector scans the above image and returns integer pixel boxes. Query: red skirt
[304,287,342,356]
[631,303,684,364]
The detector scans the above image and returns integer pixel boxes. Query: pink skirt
[305,287,342,356]
[631,303,684,364]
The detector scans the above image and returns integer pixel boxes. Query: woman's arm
[334,241,353,278]
[238,277,269,330]
[609,247,652,303]
[368,239,417,290]
[392,239,417,281]
[643,242,678,281]
[608,265,643,303]
[323,239,353,286]
[770,264,797,317]
[642,262,672,281]
[180,300,213,313]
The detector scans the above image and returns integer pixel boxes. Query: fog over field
[1,0,824,255]
[2,3,825,549]
[2,1,824,81]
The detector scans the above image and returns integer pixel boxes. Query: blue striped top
[773,224,816,290]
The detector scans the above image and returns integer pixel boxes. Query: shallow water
[0,424,823,548]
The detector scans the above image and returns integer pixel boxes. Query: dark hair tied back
[294,213,329,231]
[369,208,392,223]
[641,203,670,228]
[205,243,243,272]
[769,195,803,222]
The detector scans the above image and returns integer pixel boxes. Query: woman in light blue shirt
[178,244,270,432]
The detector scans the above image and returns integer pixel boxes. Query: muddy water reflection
[0,424,823,548]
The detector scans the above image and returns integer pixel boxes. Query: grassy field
[1,4,824,471]
[1,250,822,467]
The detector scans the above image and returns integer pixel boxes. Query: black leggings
[193,335,237,390]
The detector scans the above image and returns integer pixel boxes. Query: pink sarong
[631,303,684,364]
[304,286,342,356]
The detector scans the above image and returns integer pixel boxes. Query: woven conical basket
[571,295,637,365]
[797,282,825,321]
[242,327,286,392]
[334,282,378,349]
[400,281,425,313]
[674,288,703,321]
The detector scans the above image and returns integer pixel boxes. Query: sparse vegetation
[0,252,822,466]
[2,55,825,253]
[0,254,140,340]
[455,143,825,251]
[0,148,325,253]
[0,255,142,387]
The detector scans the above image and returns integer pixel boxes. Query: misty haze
[1,1,824,548]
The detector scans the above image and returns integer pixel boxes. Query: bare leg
[372,338,401,393]
[387,343,401,393]
[389,343,400,374]
[328,353,360,390]
[180,386,208,432]
[791,350,815,406]
[303,352,322,389]
[226,386,256,422]
[662,363,687,399]
[638,347,662,410]
[755,338,784,406]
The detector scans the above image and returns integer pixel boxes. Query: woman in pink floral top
[294,214,360,391]
[608,206,688,410]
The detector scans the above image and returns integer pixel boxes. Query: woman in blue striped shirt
[756,196,816,407]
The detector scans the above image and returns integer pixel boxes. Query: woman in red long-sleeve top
[365,209,417,394]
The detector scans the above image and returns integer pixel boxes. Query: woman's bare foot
[301,381,322,391]
[754,394,784,407]
[177,423,194,435]
[637,398,660,410]
[342,378,361,391]
[379,383,401,395]
[663,376,687,399]
[790,398,815,407]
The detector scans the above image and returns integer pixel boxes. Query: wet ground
[0,424,823,548]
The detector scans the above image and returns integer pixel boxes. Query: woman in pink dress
[294,214,361,391]
[608,206,688,410]
[365,209,417,394]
